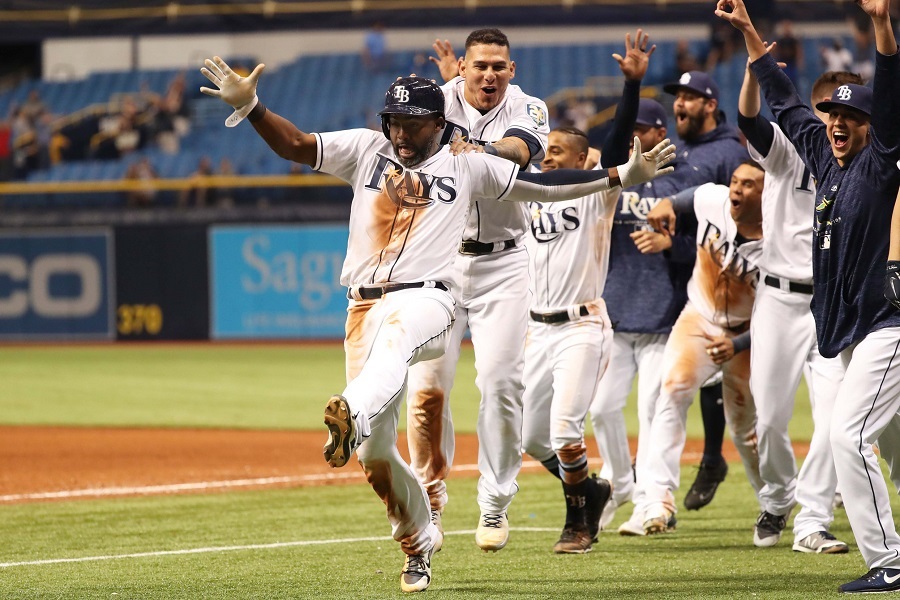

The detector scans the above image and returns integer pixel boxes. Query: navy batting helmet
[378,77,445,139]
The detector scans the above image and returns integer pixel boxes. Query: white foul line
[0,460,556,503]
[0,528,559,569]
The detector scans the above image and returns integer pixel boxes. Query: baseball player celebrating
[637,162,765,535]
[519,125,617,553]
[718,0,900,591]
[585,32,708,535]
[737,60,858,553]
[200,58,674,592]
[404,28,552,552]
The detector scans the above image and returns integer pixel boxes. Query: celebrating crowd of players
[201,0,900,593]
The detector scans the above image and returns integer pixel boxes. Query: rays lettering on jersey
[529,201,581,243]
[618,191,664,219]
[699,220,758,283]
[364,153,458,208]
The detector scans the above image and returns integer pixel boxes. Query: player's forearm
[738,66,761,118]
[506,168,613,202]
[490,137,531,169]
[248,102,318,165]
[889,188,900,261]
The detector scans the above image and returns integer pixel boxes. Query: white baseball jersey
[686,183,762,329]
[747,122,815,283]
[525,191,618,310]
[441,78,550,242]
[313,129,518,286]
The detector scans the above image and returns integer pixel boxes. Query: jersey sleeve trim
[497,163,519,201]
[313,132,324,171]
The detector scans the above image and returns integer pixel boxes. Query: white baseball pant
[750,282,845,540]
[342,286,454,555]
[589,332,667,507]
[638,303,763,516]
[406,247,530,514]
[830,326,900,569]
[521,313,612,474]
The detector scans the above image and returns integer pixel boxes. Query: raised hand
[855,0,891,21]
[618,137,676,189]
[714,0,754,32]
[200,56,265,109]
[612,29,656,82]
[429,39,460,83]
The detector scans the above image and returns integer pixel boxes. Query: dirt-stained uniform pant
[342,287,454,556]
[406,247,529,514]
[750,282,845,540]
[637,303,763,516]
[589,332,667,507]
[521,313,612,481]
[830,327,900,570]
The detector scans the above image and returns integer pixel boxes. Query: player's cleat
[683,459,728,510]
[475,512,509,552]
[586,475,612,541]
[323,395,357,468]
[753,510,787,547]
[400,533,441,593]
[598,482,631,533]
[431,509,443,553]
[643,506,676,535]
[839,568,900,594]
[553,525,593,554]
[618,507,646,536]
[792,531,849,554]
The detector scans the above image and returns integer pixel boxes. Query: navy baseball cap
[663,71,720,101]
[635,98,667,128]
[815,84,872,118]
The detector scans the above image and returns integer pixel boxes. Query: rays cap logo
[378,77,445,139]
[815,83,872,117]
[528,103,547,127]
[635,98,667,128]
[663,70,719,101]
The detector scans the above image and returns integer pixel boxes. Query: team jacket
[752,50,900,358]
[679,121,750,188]
[440,78,550,243]
[598,80,704,333]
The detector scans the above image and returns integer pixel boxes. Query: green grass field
[0,343,872,598]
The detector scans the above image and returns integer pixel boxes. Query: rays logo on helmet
[394,86,410,103]
[527,104,546,127]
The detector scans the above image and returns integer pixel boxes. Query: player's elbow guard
[884,261,900,310]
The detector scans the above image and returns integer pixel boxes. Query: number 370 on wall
[117,304,163,335]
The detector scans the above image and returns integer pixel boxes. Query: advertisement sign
[210,225,348,339]
[115,225,209,340]
[0,230,113,339]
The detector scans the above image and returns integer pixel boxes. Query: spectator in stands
[179,155,214,208]
[705,18,743,71]
[165,72,191,138]
[820,37,854,72]
[216,157,236,207]
[362,22,390,71]
[0,116,12,182]
[774,19,804,86]
[123,157,159,207]
[10,106,37,178]
[847,1,876,81]
[675,40,702,77]
[20,90,47,122]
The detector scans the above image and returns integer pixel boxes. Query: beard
[676,112,706,143]
[395,136,437,169]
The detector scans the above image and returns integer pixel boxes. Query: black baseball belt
[764,275,813,295]
[530,305,591,324]
[459,238,517,256]
[349,281,448,300]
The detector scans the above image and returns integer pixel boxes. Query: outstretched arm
[737,50,776,156]
[601,29,655,167]
[858,0,898,55]
[715,0,767,61]
[201,56,318,165]
[505,137,675,202]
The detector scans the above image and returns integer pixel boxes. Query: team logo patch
[835,85,853,101]
[527,103,546,127]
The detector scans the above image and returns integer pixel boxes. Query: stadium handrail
[0,174,343,196]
